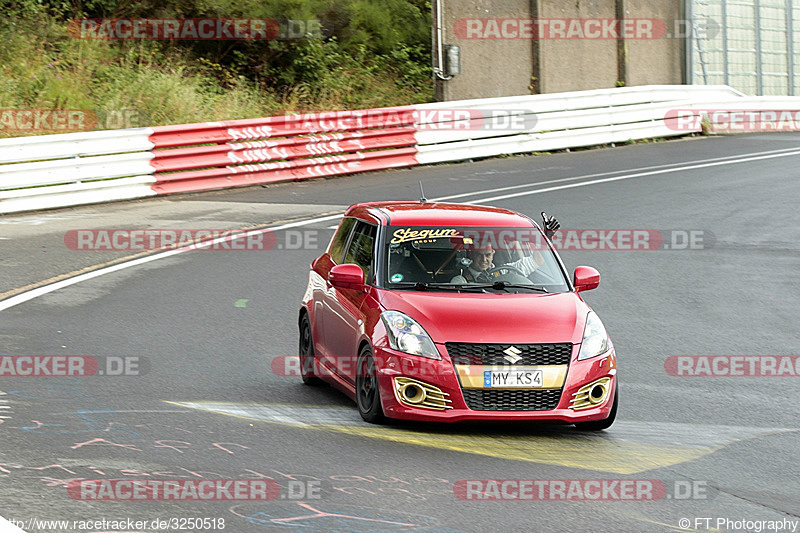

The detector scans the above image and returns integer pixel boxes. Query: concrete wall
[621,0,685,86]
[435,0,533,101]
[536,0,620,94]
[434,0,684,101]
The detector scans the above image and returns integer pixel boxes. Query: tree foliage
[0,0,433,129]
[3,0,431,90]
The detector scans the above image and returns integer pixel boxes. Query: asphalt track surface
[1,134,799,533]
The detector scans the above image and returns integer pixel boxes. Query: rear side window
[344,222,377,282]
[328,218,356,263]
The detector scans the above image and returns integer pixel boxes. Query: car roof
[344,201,537,228]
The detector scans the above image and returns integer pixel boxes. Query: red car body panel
[376,291,586,345]
[374,346,616,423]
[300,201,617,423]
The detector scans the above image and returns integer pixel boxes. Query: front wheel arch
[299,312,323,386]
[357,339,371,357]
[574,386,617,431]
[355,344,385,424]
[298,307,309,328]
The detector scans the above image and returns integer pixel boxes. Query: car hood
[377,290,590,345]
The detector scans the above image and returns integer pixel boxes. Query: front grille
[446,343,572,366]
[462,389,562,411]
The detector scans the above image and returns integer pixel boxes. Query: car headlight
[577,311,611,361]
[380,311,440,359]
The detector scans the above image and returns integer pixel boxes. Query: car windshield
[384,225,570,292]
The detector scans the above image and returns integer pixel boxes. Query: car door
[312,217,355,364]
[321,220,376,385]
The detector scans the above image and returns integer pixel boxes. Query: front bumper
[374,344,616,423]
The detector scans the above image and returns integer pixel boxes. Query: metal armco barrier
[4,84,795,215]
[0,128,157,214]
[148,110,420,195]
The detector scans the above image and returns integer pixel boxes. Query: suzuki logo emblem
[503,346,522,364]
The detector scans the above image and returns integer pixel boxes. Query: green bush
[0,0,433,135]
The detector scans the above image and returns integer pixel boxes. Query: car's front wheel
[299,315,323,386]
[574,387,617,431]
[356,346,384,424]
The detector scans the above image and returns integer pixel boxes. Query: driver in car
[450,243,543,284]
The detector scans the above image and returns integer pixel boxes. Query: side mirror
[573,266,600,292]
[329,264,365,290]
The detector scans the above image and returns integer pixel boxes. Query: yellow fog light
[569,377,611,411]
[393,377,453,410]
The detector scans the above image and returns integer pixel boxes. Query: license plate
[484,369,543,388]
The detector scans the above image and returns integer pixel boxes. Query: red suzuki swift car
[298,201,617,429]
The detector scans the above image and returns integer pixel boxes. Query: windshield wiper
[391,282,545,293]
[470,282,548,293]
[393,282,487,292]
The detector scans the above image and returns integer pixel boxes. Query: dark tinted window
[328,218,356,264]
[384,225,569,292]
[344,222,377,282]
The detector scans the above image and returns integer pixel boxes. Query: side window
[328,218,356,264]
[344,222,377,282]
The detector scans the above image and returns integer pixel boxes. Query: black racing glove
[541,212,560,239]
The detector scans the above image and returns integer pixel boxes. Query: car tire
[356,346,385,424]
[574,387,617,431]
[299,315,323,386]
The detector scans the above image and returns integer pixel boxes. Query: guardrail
[148,110,420,195]
[4,84,793,215]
